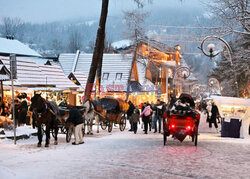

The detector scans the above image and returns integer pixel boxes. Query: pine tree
[209,35,250,97]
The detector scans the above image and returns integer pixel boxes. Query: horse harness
[34,99,56,119]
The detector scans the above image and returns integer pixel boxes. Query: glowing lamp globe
[207,43,215,52]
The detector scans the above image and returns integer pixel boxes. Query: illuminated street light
[173,66,190,96]
[208,78,221,96]
[200,36,239,97]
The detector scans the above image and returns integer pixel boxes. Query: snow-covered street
[1,115,250,179]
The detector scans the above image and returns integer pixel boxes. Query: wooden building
[59,53,155,105]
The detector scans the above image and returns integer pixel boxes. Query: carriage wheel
[108,122,113,133]
[163,133,167,146]
[119,116,126,131]
[194,129,198,146]
[100,121,107,130]
[66,127,73,143]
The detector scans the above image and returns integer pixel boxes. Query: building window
[116,73,122,80]
[103,73,109,80]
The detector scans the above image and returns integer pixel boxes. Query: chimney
[6,35,14,40]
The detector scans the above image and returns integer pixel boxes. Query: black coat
[211,105,219,121]
[20,101,28,111]
[127,103,135,117]
[67,107,84,126]
[153,104,163,116]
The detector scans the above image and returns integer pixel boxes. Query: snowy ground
[1,113,250,179]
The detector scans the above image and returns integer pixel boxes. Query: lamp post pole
[10,54,17,145]
[200,36,239,97]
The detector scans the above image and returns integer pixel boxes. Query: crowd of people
[0,92,221,145]
[126,95,220,135]
[0,93,29,127]
[127,99,168,134]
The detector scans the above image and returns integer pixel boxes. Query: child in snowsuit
[131,109,140,134]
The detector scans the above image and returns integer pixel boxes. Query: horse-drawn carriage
[30,94,129,147]
[163,93,200,146]
[93,98,129,132]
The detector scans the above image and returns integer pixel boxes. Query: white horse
[83,100,99,134]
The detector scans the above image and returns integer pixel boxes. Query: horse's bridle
[33,98,48,119]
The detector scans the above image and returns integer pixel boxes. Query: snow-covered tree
[209,0,250,35]
[84,0,152,101]
[50,38,64,55]
[0,17,25,40]
[68,30,83,53]
[123,9,148,100]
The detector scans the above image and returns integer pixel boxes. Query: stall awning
[0,64,10,81]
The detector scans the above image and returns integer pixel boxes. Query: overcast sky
[0,0,205,23]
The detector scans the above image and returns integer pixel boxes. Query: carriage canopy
[93,98,129,114]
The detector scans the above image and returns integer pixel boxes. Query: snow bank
[0,166,16,178]
[4,126,37,137]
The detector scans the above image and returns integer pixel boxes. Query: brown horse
[30,94,59,147]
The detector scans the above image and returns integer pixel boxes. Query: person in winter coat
[206,102,212,123]
[127,101,135,131]
[141,104,152,134]
[210,102,219,132]
[147,101,152,131]
[141,103,147,130]
[131,108,140,134]
[19,100,28,125]
[67,106,84,145]
[151,103,156,129]
[153,99,163,133]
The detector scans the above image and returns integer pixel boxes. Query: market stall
[211,96,250,138]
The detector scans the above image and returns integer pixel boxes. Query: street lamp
[191,84,201,98]
[207,43,216,59]
[208,78,221,96]
[173,66,190,96]
[200,36,239,97]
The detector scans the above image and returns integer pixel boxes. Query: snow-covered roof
[69,72,87,89]
[1,57,51,87]
[38,64,78,89]
[0,37,41,57]
[0,64,10,81]
[211,96,250,107]
[0,56,77,89]
[112,40,132,49]
[59,53,133,92]
[58,53,75,75]
[19,56,59,66]
[136,60,156,92]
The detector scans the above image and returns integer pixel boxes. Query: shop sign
[10,54,17,79]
